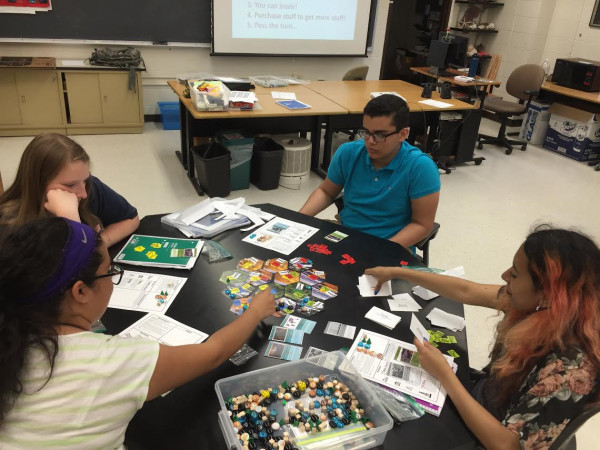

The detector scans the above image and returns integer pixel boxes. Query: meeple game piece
[296,298,324,316]
[264,258,288,272]
[218,269,249,285]
[299,269,326,286]
[289,256,313,271]
[237,256,264,272]
[307,243,332,254]
[276,297,296,314]
[274,270,300,286]
[246,269,273,287]
[312,282,339,300]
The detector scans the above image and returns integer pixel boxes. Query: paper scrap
[418,99,454,108]
[426,308,466,332]
[388,293,422,312]
[358,274,392,297]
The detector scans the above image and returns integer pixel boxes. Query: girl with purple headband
[0,218,280,448]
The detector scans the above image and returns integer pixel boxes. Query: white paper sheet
[357,274,392,297]
[388,293,422,312]
[108,271,187,314]
[119,313,208,346]
[243,217,318,255]
[418,99,454,108]
[365,306,401,330]
[271,91,296,100]
[426,308,466,331]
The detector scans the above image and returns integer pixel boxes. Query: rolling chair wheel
[520,144,527,151]
[505,148,513,155]
[477,142,483,150]
[475,159,482,165]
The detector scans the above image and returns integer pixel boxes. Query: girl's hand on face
[413,337,454,382]
[45,189,81,222]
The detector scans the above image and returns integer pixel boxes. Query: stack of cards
[426,308,466,331]
[387,293,422,312]
[324,321,356,339]
[364,306,401,330]
[410,314,430,342]
[280,315,317,334]
[324,231,348,243]
[358,275,392,297]
[264,324,305,361]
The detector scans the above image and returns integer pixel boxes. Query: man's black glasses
[93,263,124,285]
[357,128,400,143]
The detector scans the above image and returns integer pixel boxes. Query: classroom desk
[539,81,600,113]
[410,67,501,106]
[305,80,480,174]
[103,204,476,449]
[167,81,347,194]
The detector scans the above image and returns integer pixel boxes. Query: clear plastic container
[215,351,393,450]
[190,80,230,111]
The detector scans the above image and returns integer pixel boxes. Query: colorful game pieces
[312,282,339,300]
[284,282,312,301]
[289,256,313,271]
[274,270,300,286]
[339,254,355,265]
[222,283,254,300]
[276,297,296,314]
[296,298,324,316]
[264,258,288,273]
[299,269,326,286]
[237,257,264,272]
[246,269,273,287]
[230,297,252,315]
[307,243,332,255]
[219,269,249,285]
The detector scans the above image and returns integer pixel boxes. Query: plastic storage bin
[190,80,230,111]
[157,102,180,130]
[191,142,231,197]
[251,137,284,190]
[229,147,253,191]
[249,75,310,88]
[215,351,393,450]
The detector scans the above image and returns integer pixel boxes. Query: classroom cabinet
[0,69,65,135]
[0,68,143,136]
[63,71,143,133]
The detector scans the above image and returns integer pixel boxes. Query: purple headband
[24,219,98,305]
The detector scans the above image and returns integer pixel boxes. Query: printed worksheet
[347,329,456,416]
[243,217,318,255]
[108,270,187,314]
[119,313,208,346]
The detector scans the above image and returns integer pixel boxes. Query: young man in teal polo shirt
[299,94,440,251]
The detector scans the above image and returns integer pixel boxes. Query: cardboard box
[519,101,550,145]
[543,104,600,162]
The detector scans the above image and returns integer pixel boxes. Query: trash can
[251,137,284,190]
[191,141,231,197]
[229,146,253,191]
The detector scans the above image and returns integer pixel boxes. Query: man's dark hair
[363,94,410,130]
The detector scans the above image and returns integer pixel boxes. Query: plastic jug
[468,54,479,78]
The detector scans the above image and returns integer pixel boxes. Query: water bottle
[542,58,550,80]
[468,53,479,78]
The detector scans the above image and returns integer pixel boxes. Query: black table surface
[103,204,476,449]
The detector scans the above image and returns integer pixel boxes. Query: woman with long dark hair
[366,226,600,449]
[0,218,279,448]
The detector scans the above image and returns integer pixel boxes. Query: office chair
[477,64,545,155]
[550,405,600,450]
[334,195,440,267]
[342,65,369,81]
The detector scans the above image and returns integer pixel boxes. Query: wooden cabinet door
[0,70,22,125]
[64,72,103,124]
[99,73,141,124]
[15,70,63,126]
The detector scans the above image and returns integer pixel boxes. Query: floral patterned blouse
[501,348,598,450]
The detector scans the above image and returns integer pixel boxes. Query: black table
[103,204,476,449]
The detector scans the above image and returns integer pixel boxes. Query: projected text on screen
[232,0,357,40]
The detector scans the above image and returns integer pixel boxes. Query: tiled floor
[1,120,599,445]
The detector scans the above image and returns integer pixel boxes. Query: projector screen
[212,0,373,56]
